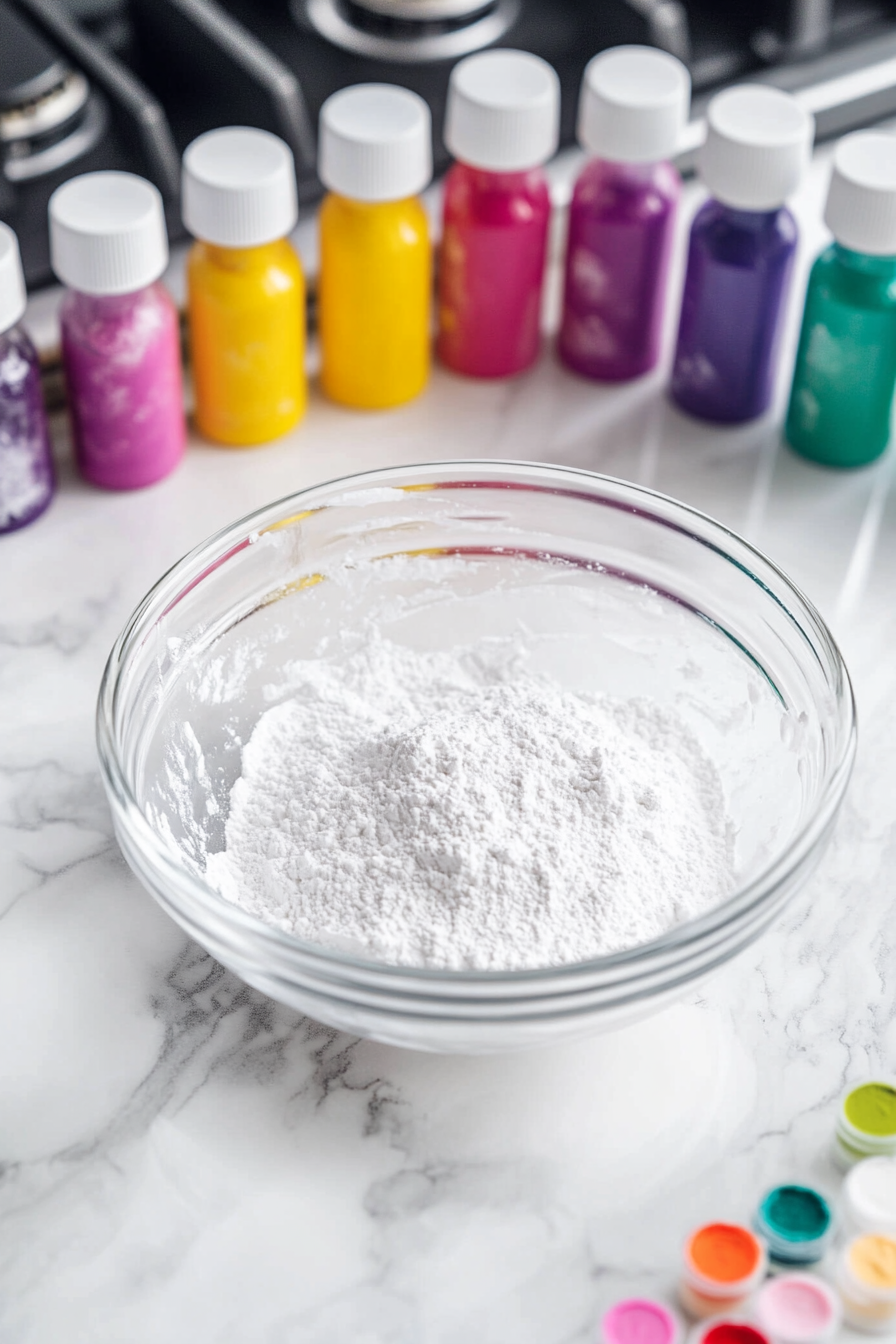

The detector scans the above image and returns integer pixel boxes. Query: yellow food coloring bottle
[318,84,432,410]
[182,126,306,446]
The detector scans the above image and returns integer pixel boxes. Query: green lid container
[835,1081,896,1168]
[755,1185,834,1265]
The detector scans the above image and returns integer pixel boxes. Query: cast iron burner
[300,0,520,61]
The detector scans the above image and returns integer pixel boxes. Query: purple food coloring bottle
[670,85,814,424]
[0,223,54,534]
[49,171,185,491]
[559,45,690,383]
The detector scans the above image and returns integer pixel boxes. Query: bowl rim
[96,459,858,984]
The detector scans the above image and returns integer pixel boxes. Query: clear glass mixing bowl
[97,462,856,1053]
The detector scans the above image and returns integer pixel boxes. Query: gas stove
[4,0,896,289]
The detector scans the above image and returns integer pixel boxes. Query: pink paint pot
[756,1273,841,1344]
[602,1299,680,1344]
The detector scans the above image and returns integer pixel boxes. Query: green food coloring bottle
[786,131,896,469]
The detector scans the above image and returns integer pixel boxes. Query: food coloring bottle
[49,172,185,490]
[671,86,814,424]
[786,132,896,469]
[183,127,306,445]
[0,223,54,532]
[559,45,690,382]
[438,49,560,379]
[318,84,432,410]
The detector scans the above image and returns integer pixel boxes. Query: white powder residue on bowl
[206,637,735,970]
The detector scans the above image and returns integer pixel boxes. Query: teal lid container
[755,1186,834,1266]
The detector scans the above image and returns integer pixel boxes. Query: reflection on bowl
[97,462,856,1053]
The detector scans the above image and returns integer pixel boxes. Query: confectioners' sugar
[207,638,734,970]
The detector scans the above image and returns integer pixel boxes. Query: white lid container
[845,1157,896,1235]
[699,85,814,211]
[319,84,432,203]
[445,48,560,172]
[49,171,168,295]
[577,45,691,164]
[824,132,896,256]
[182,126,298,247]
[0,223,27,333]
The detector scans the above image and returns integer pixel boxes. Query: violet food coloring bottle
[438,49,560,380]
[670,86,814,425]
[559,45,690,383]
[49,171,185,491]
[0,222,54,534]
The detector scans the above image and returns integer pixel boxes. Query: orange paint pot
[681,1223,768,1319]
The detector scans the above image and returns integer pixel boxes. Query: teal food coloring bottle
[786,132,896,468]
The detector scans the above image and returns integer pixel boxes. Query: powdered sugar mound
[207,639,734,970]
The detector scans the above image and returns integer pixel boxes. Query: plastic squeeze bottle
[49,171,185,490]
[438,49,560,379]
[559,45,690,382]
[318,84,432,409]
[0,223,54,532]
[670,86,814,424]
[183,127,305,445]
[787,132,896,468]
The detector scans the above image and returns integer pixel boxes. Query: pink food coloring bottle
[49,171,185,491]
[437,49,560,379]
[559,46,690,383]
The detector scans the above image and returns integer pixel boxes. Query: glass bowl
[96,462,856,1053]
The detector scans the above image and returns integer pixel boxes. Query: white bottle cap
[49,171,169,295]
[824,132,896,255]
[445,49,560,172]
[699,85,814,211]
[319,84,432,203]
[0,223,27,334]
[577,45,690,164]
[182,126,298,247]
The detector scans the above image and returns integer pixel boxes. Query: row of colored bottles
[4,47,896,534]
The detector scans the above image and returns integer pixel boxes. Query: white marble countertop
[2,135,895,1344]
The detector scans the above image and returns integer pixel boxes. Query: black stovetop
[3,0,896,288]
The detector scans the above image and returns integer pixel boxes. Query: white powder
[207,638,734,970]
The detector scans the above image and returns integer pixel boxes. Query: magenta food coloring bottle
[559,45,690,383]
[49,171,185,490]
[438,49,560,379]
[670,86,814,424]
[0,223,54,533]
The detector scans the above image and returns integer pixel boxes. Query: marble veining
[1,139,895,1342]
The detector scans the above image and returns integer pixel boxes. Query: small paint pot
[836,1232,896,1333]
[755,1273,841,1344]
[845,1156,896,1235]
[680,1223,768,1319]
[602,1299,680,1344]
[692,1319,772,1344]
[835,1080,896,1168]
[754,1186,834,1267]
